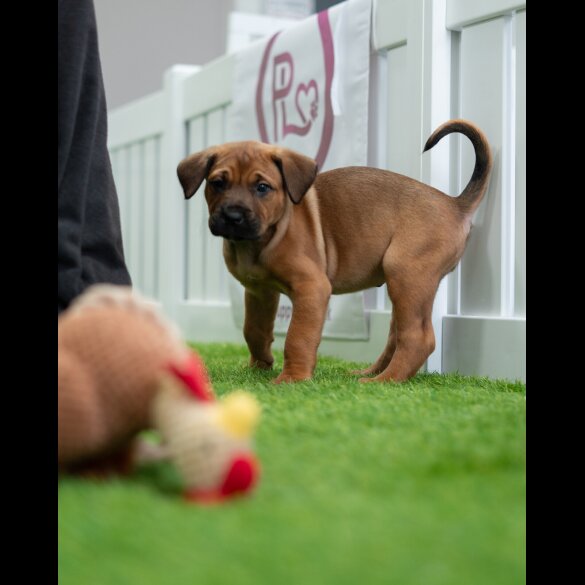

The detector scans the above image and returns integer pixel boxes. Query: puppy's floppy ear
[271,149,318,204]
[177,149,217,199]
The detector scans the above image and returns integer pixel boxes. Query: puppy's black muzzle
[209,205,260,241]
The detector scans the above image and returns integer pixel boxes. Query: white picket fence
[108,0,526,382]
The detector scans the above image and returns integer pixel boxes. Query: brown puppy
[177,120,492,383]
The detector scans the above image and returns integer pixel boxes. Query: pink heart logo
[295,80,319,126]
[256,10,335,169]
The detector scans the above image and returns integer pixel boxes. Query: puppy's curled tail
[423,119,493,215]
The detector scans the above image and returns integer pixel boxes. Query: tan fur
[178,120,492,383]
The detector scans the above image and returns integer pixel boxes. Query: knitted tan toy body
[58,288,186,470]
[58,286,260,501]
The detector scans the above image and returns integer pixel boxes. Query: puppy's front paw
[358,376,376,384]
[250,357,274,370]
[358,374,400,384]
[272,371,311,384]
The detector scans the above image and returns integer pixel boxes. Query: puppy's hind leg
[360,252,439,383]
[351,311,397,376]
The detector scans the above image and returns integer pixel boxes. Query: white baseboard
[442,315,526,382]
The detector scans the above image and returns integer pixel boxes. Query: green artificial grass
[59,343,526,585]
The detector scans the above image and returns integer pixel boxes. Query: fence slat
[383,44,411,312]
[126,142,143,289]
[108,90,165,149]
[204,108,228,302]
[458,17,506,316]
[385,45,410,179]
[373,0,408,50]
[110,149,125,248]
[514,10,526,317]
[446,0,526,30]
[110,149,119,194]
[186,116,206,300]
[142,137,158,297]
[119,147,132,275]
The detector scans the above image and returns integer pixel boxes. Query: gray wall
[95,0,342,110]
[95,0,232,109]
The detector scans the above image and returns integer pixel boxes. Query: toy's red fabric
[167,355,213,402]
[220,454,260,496]
[182,454,260,503]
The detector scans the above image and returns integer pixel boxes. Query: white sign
[227,0,372,340]
[228,0,371,170]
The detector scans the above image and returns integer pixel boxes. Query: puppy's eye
[256,183,272,195]
[209,179,226,191]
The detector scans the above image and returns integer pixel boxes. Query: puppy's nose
[222,206,245,225]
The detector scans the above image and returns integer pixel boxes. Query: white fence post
[158,65,201,322]
[422,0,452,374]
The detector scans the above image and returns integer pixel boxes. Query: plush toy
[58,285,261,502]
